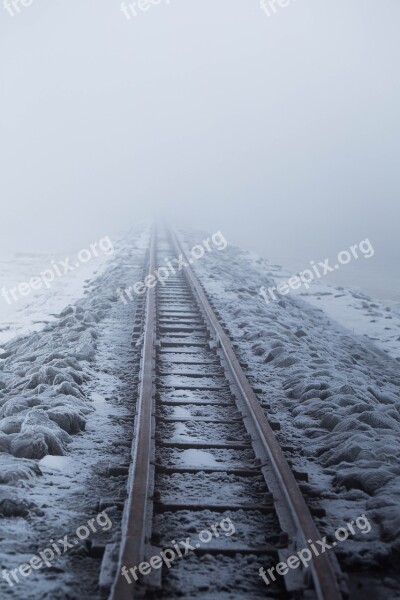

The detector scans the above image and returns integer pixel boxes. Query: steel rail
[108,226,157,600]
[168,227,343,600]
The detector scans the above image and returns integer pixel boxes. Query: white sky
[0,1,399,289]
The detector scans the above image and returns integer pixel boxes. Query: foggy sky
[1,1,399,282]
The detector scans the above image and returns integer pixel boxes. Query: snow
[298,284,400,362]
[179,449,220,468]
[182,228,400,570]
[38,455,76,474]
[0,225,149,599]
[0,243,115,347]
[1,224,399,598]
[246,252,400,362]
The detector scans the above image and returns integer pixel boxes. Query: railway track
[105,226,345,600]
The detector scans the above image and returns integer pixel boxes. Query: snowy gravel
[181,229,400,577]
[0,225,149,599]
[1,224,399,599]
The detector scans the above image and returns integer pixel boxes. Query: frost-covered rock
[0,490,33,518]
[7,409,70,458]
[59,306,74,318]
[47,406,86,434]
[334,466,393,495]
[0,414,24,434]
[0,396,40,418]
[10,431,49,459]
[0,455,41,485]
[83,310,100,325]
[53,381,83,399]
[48,394,93,415]
[74,342,95,361]
[0,432,11,453]
[22,409,70,446]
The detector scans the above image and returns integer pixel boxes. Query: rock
[10,432,49,459]
[295,329,307,338]
[0,492,33,518]
[83,311,99,325]
[47,406,86,434]
[334,468,392,495]
[74,343,95,362]
[11,409,72,457]
[0,396,39,419]
[55,381,84,398]
[0,455,41,485]
[0,415,24,434]
[59,306,74,318]
[264,347,285,363]
[0,432,11,453]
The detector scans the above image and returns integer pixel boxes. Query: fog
[1,0,399,296]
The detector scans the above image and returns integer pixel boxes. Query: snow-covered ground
[0,225,150,599]
[0,244,116,347]
[0,225,399,598]
[181,229,400,591]
[245,253,400,363]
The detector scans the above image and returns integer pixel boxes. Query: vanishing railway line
[106,226,345,600]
